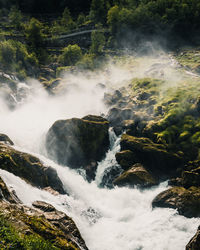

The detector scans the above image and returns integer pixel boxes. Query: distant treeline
[0,0,92,14]
[1,0,200,44]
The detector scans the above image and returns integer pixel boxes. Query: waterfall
[0,58,199,250]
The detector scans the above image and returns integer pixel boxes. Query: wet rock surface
[0,142,65,194]
[186,226,200,250]
[113,163,157,187]
[152,186,200,218]
[46,115,110,181]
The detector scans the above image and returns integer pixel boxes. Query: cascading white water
[0,57,199,250]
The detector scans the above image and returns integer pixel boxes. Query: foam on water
[0,55,199,249]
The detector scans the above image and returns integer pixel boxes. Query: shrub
[90,25,105,54]
[58,44,82,66]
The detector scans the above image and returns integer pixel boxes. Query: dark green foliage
[107,0,200,42]
[0,40,38,77]
[61,8,76,30]
[25,18,45,50]
[58,44,82,66]
[0,214,59,250]
[8,6,23,30]
[90,25,105,54]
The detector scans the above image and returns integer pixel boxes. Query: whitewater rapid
[0,61,199,250]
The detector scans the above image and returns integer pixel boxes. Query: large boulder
[186,226,200,250]
[0,200,88,250]
[0,143,65,194]
[46,115,110,180]
[152,186,200,218]
[118,134,182,179]
[113,163,157,187]
[32,201,88,249]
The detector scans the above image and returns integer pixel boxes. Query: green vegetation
[129,76,200,161]
[0,40,38,79]
[58,44,82,66]
[0,214,59,249]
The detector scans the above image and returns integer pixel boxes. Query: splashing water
[0,55,199,250]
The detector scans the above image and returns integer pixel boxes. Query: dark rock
[106,107,133,135]
[119,134,182,179]
[137,91,151,101]
[152,186,200,218]
[46,115,109,180]
[186,226,200,250]
[0,201,88,250]
[182,167,200,188]
[0,143,65,194]
[0,133,14,145]
[32,201,56,212]
[32,201,88,249]
[100,165,122,188]
[113,163,157,187]
[116,150,138,170]
[0,176,20,203]
[104,90,122,106]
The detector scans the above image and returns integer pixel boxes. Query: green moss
[0,214,60,250]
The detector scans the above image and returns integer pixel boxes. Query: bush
[76,53,96,70]
[0,40,38,77]
[58,44,82,66]
[8,6,23,30]
[25,18,45,51]
[90,26,105,54]
[0,40,16,71]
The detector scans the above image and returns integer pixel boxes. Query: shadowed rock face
[46,115,110,180]
[118,134,182,179]
[0,176,20,203]
[113,163,157,188]
[186,226,200,250]
[0,197,88,249]
[152,186,200,218]
[0,143,65,194]
[32,201,88,250]
[0,133,14,145]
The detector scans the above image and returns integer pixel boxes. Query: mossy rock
[0,176,20,203]
[0,143,65,194]
[115,150,138,170]
[0,201,88,250]
[113,163,157,187]
[46,115,109,180]
[152,186,200,218]
[182,167,200,188]
[186,225,200,250]
[119,134,182,178]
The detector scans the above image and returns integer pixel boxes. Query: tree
[0,40,16,72]
[90,25,105,54]
[61,7,76,30]
[25,18,45,49]
[8,6,23,30]
[107,5,120,34]
[58,44,82,66]
[90,0,108,23]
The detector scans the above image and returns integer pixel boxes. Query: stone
[0,143,65,194]
[186,225,200,250]
[152,186,200,218]
[0,133,14,145]
[0,176,20,203]
[46,115,109,180]
[119,134,182,179]
[113,163,157,187]
[0,200,88,250]
[115,150,138,170]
